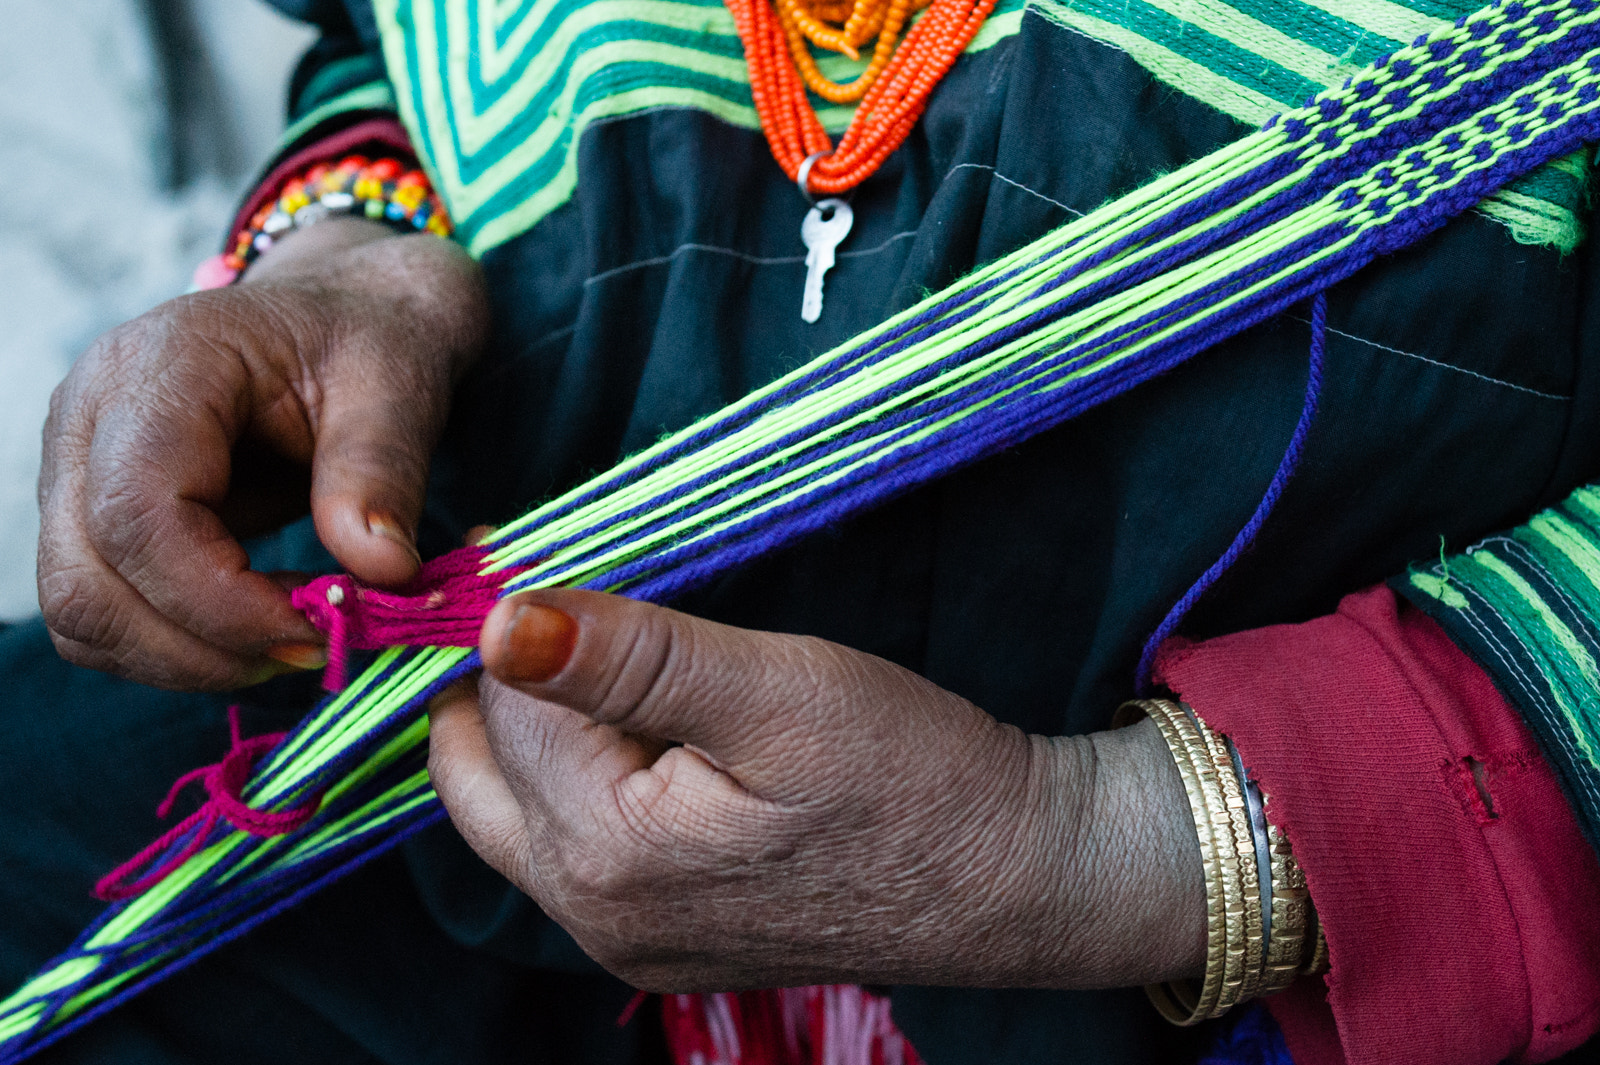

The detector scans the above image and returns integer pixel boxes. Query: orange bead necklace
[725,0,997,196]
[724,0,995,319]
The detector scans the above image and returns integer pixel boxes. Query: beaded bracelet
[1113,698,1326,1025]
[223,155,452,275]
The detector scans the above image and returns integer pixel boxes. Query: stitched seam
[581,230,919,287]
[1291,316,1571,400]
[580,159,1079,289]
[1452,579,1600,817]
[944,161,1086,217]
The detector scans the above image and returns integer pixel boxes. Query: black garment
[6,1,1600,1062]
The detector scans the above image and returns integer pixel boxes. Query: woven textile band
[6,0,1600,1056]
[1399,482,1600,850]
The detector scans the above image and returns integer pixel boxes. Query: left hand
[427,588,1205,992]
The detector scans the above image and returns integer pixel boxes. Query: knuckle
[85,472,164,574]
[39,571,129,652]
[588,611,683,728]
[47,630,108,671]
[611,778,700,850]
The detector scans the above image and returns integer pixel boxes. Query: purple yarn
[1198,1003,1295,1065]
[0,804,451,1065]
[1134,291,1327,692]
[10,4,1600,1055]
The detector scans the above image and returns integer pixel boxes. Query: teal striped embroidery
[280,80,399,152]
[1031,0,1591,250]
[369,0,1589,256]
[1400,485,1600,848]
[375,0,1024,254]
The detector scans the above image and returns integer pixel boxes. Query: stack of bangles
[224,155,453,275]
[1113,699,1328,1025]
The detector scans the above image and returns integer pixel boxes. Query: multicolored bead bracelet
[224,155,452,275]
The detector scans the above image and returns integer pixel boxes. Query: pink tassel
[659,987,922,1065]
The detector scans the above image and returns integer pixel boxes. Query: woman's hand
[428,588,1207,992]
[37,218,489,689]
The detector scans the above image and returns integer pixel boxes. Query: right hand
[38,217,490,690]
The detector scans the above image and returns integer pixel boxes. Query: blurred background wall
[0,0,316,619]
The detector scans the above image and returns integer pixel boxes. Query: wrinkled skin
[38,217,488,689]
[428,590,1207,991]
[39,219,1205,989]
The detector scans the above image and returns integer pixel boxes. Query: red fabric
[227,117,414,243]
[1154,585,1600,1065]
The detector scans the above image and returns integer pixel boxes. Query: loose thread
[93,707,324,902]
[1135,290,1328,692]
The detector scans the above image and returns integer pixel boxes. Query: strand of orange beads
[725,0,994,321]
[776,0,931,104]
[725,0,994,193]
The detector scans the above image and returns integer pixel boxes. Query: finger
[476,673,663,813]
[42,447,301,688]
[474,674,773,881]
[82,385,321,655]
[38,521,290,689]
[478,588,855,778]
[427,678,538,886]
[308,348,450,588]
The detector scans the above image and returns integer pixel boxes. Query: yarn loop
[92,707,323,902]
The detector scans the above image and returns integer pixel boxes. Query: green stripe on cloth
[1398,487,1600,852]
[294,53,393,117]
[1032,0,1591,250]
[280,80,400,154]
[379,0,1591,256]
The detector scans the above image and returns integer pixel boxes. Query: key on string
[801,198,853,323]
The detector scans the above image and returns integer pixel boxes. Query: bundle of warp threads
[7,0,1600,1056]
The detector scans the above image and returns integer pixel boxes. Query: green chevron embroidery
[374,0,1023,254]
[374,0,1589,256]
[1400,485,1600,850]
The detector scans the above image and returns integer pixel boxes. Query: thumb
[478,588,835,777]
[308,352,447,587]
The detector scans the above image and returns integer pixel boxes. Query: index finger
[82,370,321,655]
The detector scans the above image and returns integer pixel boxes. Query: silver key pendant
[800,198,853,323]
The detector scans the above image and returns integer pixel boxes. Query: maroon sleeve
[1154,585,1600,1065]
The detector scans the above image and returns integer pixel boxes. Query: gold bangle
[1119,698,1322,1020]
[1303,906,1329,976]
[1258,818,1310,995]
[1115,699,1240,1023]
[1196,712,1263,1007]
